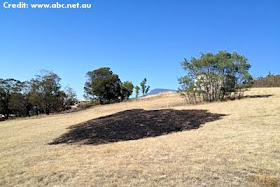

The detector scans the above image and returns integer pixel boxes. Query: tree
[135,86,140,98]
[178,51,252,103]
[120,81,134,100]
[0,71,76,118]
[29,70,63,114]
[64,86,78,109]
[140,78,150,96]
[0,79,23,118]
[84,67,122,104]
[9,81,32,117]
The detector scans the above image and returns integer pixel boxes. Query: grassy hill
[0,88,280,186]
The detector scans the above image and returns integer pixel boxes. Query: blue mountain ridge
[147,88,177,96]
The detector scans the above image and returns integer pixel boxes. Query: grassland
[0,88,280,186]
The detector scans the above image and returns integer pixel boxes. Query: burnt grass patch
[50,109,226,145]
[245,94,274,98]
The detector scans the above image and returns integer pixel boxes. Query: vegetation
[77,100,99,109]
[140,78,150,96]
[64,87,78,109]
[84,67,122,104]
[0,79,29,118]
[84,67,134,104]
[120,81,134,100]
[0,70,77,119]
[132,78,150,98]
[1,66,151,119]
[135,86,140,98]
[178,51,253,103]
[30,71,65,115]
[253,72,280,87]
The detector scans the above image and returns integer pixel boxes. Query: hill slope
[0,88,280,186]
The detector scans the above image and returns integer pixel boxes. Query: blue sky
[1,0,279,99]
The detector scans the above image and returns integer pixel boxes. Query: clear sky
[1,0,279,99]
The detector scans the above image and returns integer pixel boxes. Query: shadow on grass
[245,94,274,98]
[50,109,226,145]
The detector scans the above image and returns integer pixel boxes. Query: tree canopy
[120,81,134,100]
[29,71,63,114]
[178,51,252,103]
[84,67,134,104]
[140,78,150,96]
[0,70,77,119]
[0,79,26,118]
[135,86,140,98]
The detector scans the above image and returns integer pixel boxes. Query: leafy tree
[51,90,67,112]
[9,81,32,117]
[120,81,134,100]
[1,71,77,118]
[29,70,63,114]
[84,67,122,104]
[179,51,252,103]
[64,86,78,109]
[135,86,140,98]
[140,78,150,96]
[0,79,23,118]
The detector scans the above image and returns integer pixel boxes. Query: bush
[77,101,99,109]
[253,73,280,87]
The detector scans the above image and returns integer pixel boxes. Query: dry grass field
[0,88,280,186]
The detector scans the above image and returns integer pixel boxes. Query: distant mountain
[148,88,177,96]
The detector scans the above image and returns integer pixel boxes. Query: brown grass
[0,88,280,186]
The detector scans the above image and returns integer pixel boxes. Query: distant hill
[148,88,176,96]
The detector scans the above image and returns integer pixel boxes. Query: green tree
[120,81,134,100]
[140,78,150,96]
[0,79,21,118]
[64,86,78,109]
[1,71,76,118]
[135,86,140,98]
[179,51,252,103]
[29,70,63,114]
[9,81,32,117]
[84,67,122,104]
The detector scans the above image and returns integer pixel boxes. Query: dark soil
[50,109,226,145]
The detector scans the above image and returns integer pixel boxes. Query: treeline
[1,67,150,119]
[3,50,263,118]
[252,73,280,87]
[0,70,77,119]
